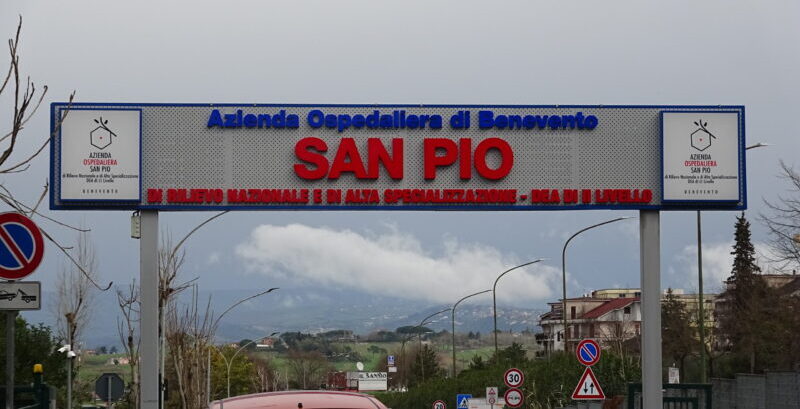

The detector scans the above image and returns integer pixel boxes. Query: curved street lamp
[561,217,632,352]
[210,331,280,400]
[401,308,450,357]
[493,259,544,355]
[398,308,449,385]
[451,290,491,377]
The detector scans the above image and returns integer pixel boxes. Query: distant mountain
[23,287,546,348]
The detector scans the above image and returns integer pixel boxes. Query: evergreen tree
[718,212,770,373]
[409,344,444,386]
[490,342,528,367]
[0,315,67,392]
[661,288,694,380]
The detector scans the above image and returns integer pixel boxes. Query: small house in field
[106,356,131,366]
[256,337,276,349]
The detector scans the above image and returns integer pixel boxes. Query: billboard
[357,372,388,391]
[50,104,745,211]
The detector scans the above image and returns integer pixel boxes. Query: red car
[209,391,390,409]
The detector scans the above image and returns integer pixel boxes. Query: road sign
[504,388,523,408]
[0,281,40,310]
[432,400,446,409]
[0,213,44,280]
[503,368,524,388]
[388,355,395,366]
[668,366,680,384]
[95,373,125,402]
[456,394,472,409]
[571,367,605,400]
[486,387,498,405]
[576,339,601,367]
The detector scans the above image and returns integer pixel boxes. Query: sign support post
[640,210,662,407]
[5,310,14,409]
[140,211,159,409]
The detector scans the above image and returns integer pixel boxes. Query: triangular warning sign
[571,367,605,400]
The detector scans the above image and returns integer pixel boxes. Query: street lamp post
[451,290,491,378]
[57,344,77,409]
[402,308,450,357]
[209,331,280,401]
[561,217,632,352]
[493,260,544,355]
[205,287,279,405]
[399,308,449,386]
[696,142,769,382]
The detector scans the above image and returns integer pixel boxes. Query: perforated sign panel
[49,104,745,211]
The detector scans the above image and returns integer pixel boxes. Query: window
[571,306,576,319]
[624,306,631,314]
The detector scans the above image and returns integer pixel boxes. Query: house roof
[582,297,639,319]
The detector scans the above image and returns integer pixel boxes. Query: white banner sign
[357,372,387,391]
[59,109,141,202]
[662,111,741,202]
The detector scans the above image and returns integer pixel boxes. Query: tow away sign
[571,367,605,400]
[0,281,40,310]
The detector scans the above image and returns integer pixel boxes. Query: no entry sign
[0,213,44,280]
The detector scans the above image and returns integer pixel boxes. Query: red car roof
[208,391,389,409]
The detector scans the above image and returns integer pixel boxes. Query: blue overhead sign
[51,103,746,212]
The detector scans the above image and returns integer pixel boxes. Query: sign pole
[639,210,662,407]
[5,310,15,409]
[108,375,112,408]
[140,211,159,409]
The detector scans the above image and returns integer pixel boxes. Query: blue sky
[1,0,798,324]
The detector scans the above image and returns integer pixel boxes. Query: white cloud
[206,251,221,265]
[673,241,778,290]
[236,224,561,304]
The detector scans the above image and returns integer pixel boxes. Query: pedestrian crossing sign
[456,394,472,409]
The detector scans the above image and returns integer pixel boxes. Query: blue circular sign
[576,339,600,366]
[0,213,44,280]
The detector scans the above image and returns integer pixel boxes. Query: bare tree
[762,161,800,269]
[285,350,330,389]
[165,286,215,409]
[251,354,277,393]
[117,280,140,408]
[596,312,640,380]
[0,18,105,291]
[54,232,98,343]
[53,231,98,407]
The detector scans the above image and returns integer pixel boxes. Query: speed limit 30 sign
[504,368,524,388]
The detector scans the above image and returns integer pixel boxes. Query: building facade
[538,288,716,354]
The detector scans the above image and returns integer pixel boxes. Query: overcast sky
[1,1,799,322]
